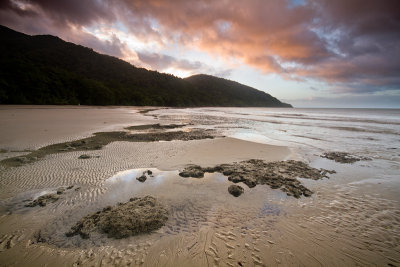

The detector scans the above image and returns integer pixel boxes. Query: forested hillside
[0,25,291,107]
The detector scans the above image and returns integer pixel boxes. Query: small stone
[78,154,91,159]
[56,187,65,195]
[137,175,147,182]
[228,185,244,197]
[303,190,312,197]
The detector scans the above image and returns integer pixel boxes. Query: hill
[0,25,291,107]
[185,74,291,107]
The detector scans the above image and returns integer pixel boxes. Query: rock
[179,165,205,178]
[223,170,233,175]
[137,175,147,182]
[303,189,312,197]
[78,154,91,159]
[146,170,152,175]
[321,152,371,164]
[25,194,59,207]
[228,175,244,183]
[188,159,335,198]
[203,166,223,173]
[65,196,168,239]
[56,187,65,195]
[16,157,29,163]
[243,179,257,188]
[228,185,244,197]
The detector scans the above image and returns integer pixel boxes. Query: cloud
[137,51,232,78]
[1,0,399,93]
[137,52,202,71]
[114,0,400,92]
[25,0,113,26]
[0,0,130,59]
[284,92,400,108]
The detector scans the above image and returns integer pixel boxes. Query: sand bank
[0,105,154,150]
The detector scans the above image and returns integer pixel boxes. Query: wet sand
[0,106,399,266]
[0,105,153,150]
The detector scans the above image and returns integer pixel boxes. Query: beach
[0,105,399,266]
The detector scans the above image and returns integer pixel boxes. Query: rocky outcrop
[66,196,168,239]
[179,159,336,198]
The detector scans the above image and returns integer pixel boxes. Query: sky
[0,0,399,108]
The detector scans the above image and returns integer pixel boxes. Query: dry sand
[0,106,399,266]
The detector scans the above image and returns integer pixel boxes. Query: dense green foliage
[185,75,291,107]
[0,25,291,107]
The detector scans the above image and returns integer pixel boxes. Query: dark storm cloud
[31,0,113,25]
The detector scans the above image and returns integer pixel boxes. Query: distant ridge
[185,74,291,107]
[0,25,292,107]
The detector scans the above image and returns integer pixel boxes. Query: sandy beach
[0,106,399,266]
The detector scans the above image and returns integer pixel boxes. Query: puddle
[104,168,285,211]
[26,168,288,248]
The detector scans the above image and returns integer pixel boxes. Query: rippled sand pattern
[0,141,184,198]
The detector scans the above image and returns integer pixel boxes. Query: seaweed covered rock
[180,159,336,198]
[321,152,371,164]
[25,194,59,207]
[179,165,205,178]
[136,175,147,182]
[66,196,168,239]
[228,185,244,197]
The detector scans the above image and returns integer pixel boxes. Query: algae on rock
[66,196,168,239]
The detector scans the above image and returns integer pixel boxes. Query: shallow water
[30,168,287,248]
[155,107,400,194]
